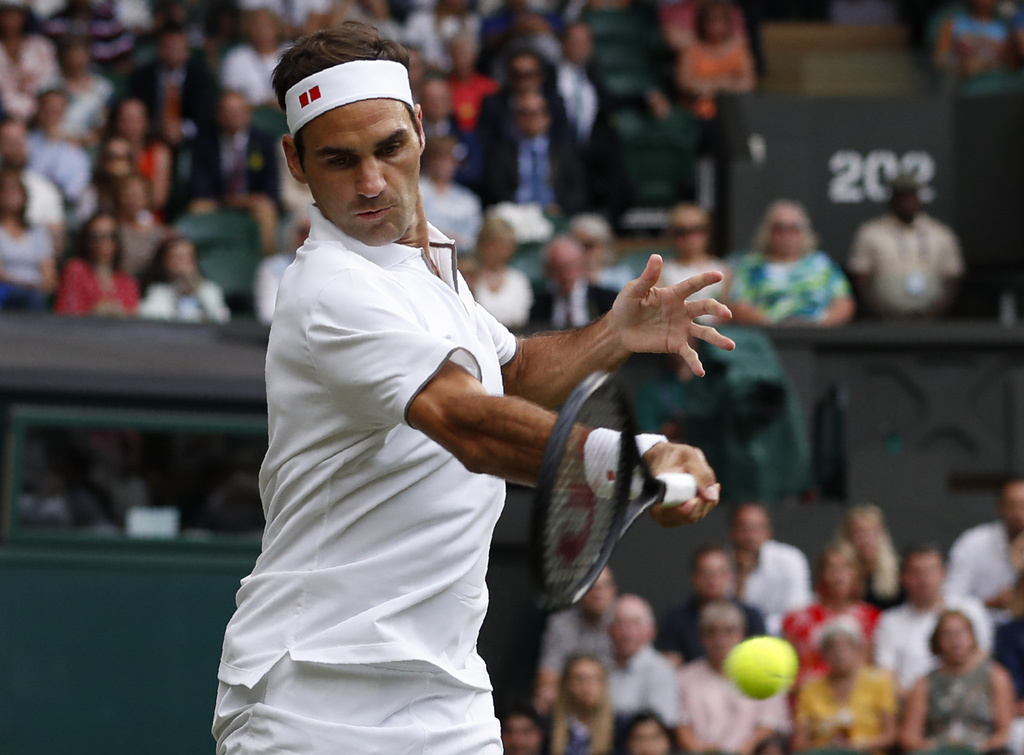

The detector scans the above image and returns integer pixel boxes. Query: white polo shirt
[945,520,1016,622]
[737,539,814,636]
[218,205,518,692]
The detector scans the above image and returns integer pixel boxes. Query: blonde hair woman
[549,655,615,755]
[835,504,901,610]
[469,214,534,330]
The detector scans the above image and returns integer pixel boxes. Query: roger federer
[214,22,734,754]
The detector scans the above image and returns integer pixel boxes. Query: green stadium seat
[615,107,699,208]
[173,210,262,308]
[583,7,661,50]
[251,106,289,139]
[164,144,193,222]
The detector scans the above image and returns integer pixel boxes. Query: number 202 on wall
[828,150,936,204]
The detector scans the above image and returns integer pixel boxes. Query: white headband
[285,60,414,135]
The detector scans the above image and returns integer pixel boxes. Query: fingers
[670,270,724,301]
[687,323,737,352]
[685,297,733,322]
[621,254,663,299]
[679,340,706,378]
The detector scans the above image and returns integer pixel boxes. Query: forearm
[503,314,629,409]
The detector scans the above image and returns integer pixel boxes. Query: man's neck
[910,593,944,613]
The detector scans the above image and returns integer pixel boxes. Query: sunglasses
[671,224,708,237]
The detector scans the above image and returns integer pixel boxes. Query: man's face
[507,53,544,95]
[502,714,543,755]
[609,599,653,661]
[0,121,28,168]
[692,551,733,600]
[901,551,944,605]
[514,93,550,139]
[218,93,251,135]
[890,190,920,224]
[999,480,1024,538]
[37,92,67,129]
[701,620,743,667]
[729,505,770,553]
[283,98,425,248]
[158,32,190,69]
[544,239,586,296]
[562,24,592,65]
[420,79,451,123]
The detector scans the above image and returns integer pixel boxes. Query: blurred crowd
[504,483,1024,755]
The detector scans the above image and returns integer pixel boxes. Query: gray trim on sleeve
[401,346,483,426]
[500,336,521,367]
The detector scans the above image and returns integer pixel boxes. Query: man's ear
[282,134,307,185]
[413,104,425,152]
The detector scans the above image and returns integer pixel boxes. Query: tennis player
[213,21,734,754]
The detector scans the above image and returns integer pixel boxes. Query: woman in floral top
[728,200,855,326]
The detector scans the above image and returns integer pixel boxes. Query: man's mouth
[356,206,391,220]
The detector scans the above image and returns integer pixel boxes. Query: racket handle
[656,473,698,506]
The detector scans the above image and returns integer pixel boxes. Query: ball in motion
[724,636,798,699]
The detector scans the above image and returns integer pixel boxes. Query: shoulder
[61,257,90,277]
[764,539,809,563]
[952,521,1003,550]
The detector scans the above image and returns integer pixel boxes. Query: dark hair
[272,22,411,164]
[78,212,124,270]
[0,167,28,227]
[498,701,542,731]
[900,543,945,572]
[624,711,677,750]
[140,233,193,291]
[696,0,735,42]
[104,98,155,143]
[156,21,188,38]
[690,542,730,571]
[56,33,91,61]
[929,609,976,656]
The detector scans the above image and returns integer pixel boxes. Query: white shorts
[213,655,502,755]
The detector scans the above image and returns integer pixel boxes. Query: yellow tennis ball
[724,636,798,700]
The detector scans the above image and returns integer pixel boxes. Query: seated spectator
[729,502,813,636]
[660,0,749,55]
[528,234,616,330]
[500,703,545,755]
[901,610,1014,754]
[129,22,214,147]
[41,0,133,71]
[548,654,615,755]
[675,0,755,129]
[479,0,564,74]
[403,0,481,71]
[659,203,730,309]
[115,173,167,278]
[447,32,499,133]
[0,167,56,310]
[469,214,534,330]
[834,503,902,610]
[76,135,135,225]
[318,1,400,42]
[677,600,789,755]
[27,88,92,208]
[535,566,617,715]
[219,8,288,109]
[608,594,680,728]
[783,541,880,686]
[934,0,1015,84]
[138,235,230,323]
[728,200,855,327]
[53,34,113,149]
[420,136,482,255]
[848,171,964,320]
[623,712,680,755]
[568,213,632,291]
[874,545,993,698]
[54,211,138,316]
[945,478,1024,623]
[0,117,65,251]
[994,573,1024,717]
[188,90,280,257]
[254,211,309,326]
[792,617,898,755]
[656,543,767,666]
[417,73,483,192]
[0,0,59,122]
[104,98,173,217]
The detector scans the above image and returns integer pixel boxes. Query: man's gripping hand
[643,441,721,528]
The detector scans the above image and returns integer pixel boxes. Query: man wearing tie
[529,234,617,330]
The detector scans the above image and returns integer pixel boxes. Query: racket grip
[656,473,698,506]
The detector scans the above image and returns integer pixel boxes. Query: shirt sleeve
[650,655,681,726]
[474,300,518,366]
[847,225,876,275]
[944,530,976,599]
[308,270,483,430]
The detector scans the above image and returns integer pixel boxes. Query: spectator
[188,90,280,257]
[115,172,167,278]
[54,211,138,316]
[656,543,767,666]
[934,0,1015,84]
[317,0,400,41]
[946,478,1024,622]
[500,703,545,755]
[41,0,133,70]
[568,213,632,291]
[535,566,617,715]
[0,116,65,251]
[479,0,564,74]
[848,171,964,320]
[834,503,902,610]
[484,91,586,216]
[623,712,680,755]
[418,73,483,191]
[727,200,855,327]
[660,0,748,56]
[138,235,230,323]
[447,32,499,133]
[874,545,993,697]
[792,617,898,755]
[254,211,308,326]
[419,135,482,254]
[76,134,135,224]
[129,22,214,147]
[676,600,788,755]
[104,98,173,217]
[607,594,680,728]
[402,0,481,70]
[0,0,59,122]
[994,573,1024,716]
[782,540,880,686]
[0,168,56,310]
[548,654,615,755]
[26,88,92,207]
[54,34,113,149]
[729,502,813,636]
[528,234,616,330]
[219,8,288,109]
[659,203,730,309]
[901,610,1014,753]
[675,0,755,129]
[469,213,533,330]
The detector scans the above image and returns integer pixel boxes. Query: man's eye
[380,143,401,156]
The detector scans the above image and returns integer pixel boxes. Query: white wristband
[582,430,669,497]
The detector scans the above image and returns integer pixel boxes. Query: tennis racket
[531,371,698,611]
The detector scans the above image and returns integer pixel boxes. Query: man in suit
[189,90,280,256]
[129,22,214,147]
[529,234,617,330]
[482,91,585,217]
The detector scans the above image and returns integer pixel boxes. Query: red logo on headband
[298,85,321,108]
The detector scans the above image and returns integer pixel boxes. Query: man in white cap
[212,20,734,754]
